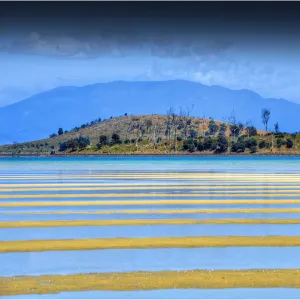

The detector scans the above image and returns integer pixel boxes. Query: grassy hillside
[1,80,300,145]
[0,114,299,155]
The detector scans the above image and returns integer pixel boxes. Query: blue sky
[1,2,300,107]
[1,36,300,107]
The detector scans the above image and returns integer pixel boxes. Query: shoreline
[1,151,300,157]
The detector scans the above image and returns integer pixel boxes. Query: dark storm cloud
[1,1,300,59]
[1,2,300,103]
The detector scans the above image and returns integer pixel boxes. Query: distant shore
[1,151,300,157]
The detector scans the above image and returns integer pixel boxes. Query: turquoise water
[1,156,300,298]
[1,156,300,173]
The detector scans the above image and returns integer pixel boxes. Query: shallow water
[1,156,300,298]
[2,288,300,299]
[1,156,300,173]
[2,224,300,241]
[2,247,300,277]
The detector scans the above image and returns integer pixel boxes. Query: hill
[0,80,300,145]
[1,114,299,156]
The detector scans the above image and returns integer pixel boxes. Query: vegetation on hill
[2,80,300,146]
[1,107,299,156]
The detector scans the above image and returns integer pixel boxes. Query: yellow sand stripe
[3,269,300,296]
[1,173,299,178]
[0,183,299,188]
[2,178,300,183]
[0,172,299,176]
[2,269,300,296]
[2,199,300,207]
[0,174,299,178]
[4,208,300,215]
[2,218,300,228]
[1,187,299,192]
[0,173,299,179]
[2,192,300,199]
[2,236,300,253]
[3,170,295,176]
[2,180,300,185]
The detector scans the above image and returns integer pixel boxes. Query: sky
[1,1,300,106]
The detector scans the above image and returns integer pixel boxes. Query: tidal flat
[1,156,300,298]
[2,269,300,296]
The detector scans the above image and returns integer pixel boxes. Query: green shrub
[210,139,218,151]
[286,139,293,148]
[215,136,228,153]
[246,126,257,137]
[182,139,197,152]
[259,140,266,149]
[59,142,68,152]
[203,137,213,150]
[276,138,282,148]
[197,141,204,151]
[249,146,257,153]
[189,129,198,139]
[219,123,227,136]
[58,128,63,135]
[188,144,196,153]
[99,135,108,146]
[77,136,90,149]
[245,138,257,148]
[208,119,219,135]
[59,136,90,152]
[111,133,122,145]
[265,142,272,149]
[231,141,246,153]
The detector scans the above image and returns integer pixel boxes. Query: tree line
[53,107,295,153]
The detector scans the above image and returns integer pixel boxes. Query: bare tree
[179,104,194,139]
[245,121,257,138]
[165,107,174,144]
[145,119,153,135]
[225,110,249,142]
[125,119,135,143]
[237,120,251,137]
[208,118,219,136]
[261,108,271,131]
[170,110,180,151]
[133,119,145,150]
[201,114,208,137]
[274,122,279,134]
[194,120,201,137]
[219,123,227,136]
[152,120,163,150]
[226,110,238,142]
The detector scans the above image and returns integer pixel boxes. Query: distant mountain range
[0,80,299,145]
